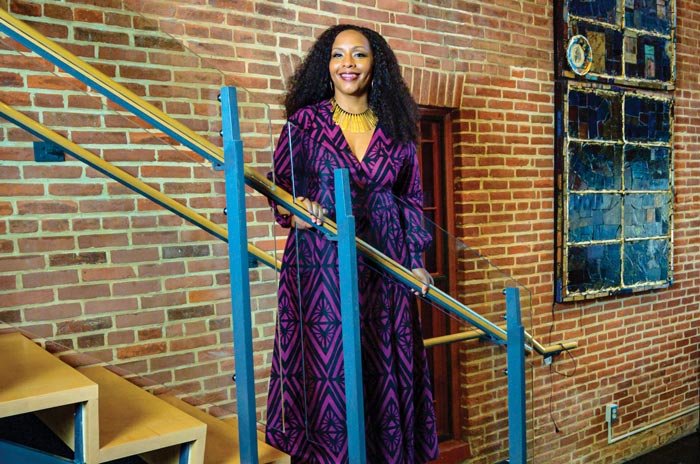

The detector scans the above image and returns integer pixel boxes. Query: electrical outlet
[605,403,618,424]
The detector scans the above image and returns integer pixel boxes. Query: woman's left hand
[293,196,327,228]
[411,267,433,296]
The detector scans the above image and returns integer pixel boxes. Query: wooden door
[417,108,458,441]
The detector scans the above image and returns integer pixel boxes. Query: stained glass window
[556,82,673,301]
[554,1,675,302]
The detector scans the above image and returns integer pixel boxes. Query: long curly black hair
[283,24,419,144]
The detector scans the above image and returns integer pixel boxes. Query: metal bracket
[247,254,258,268]
[33,141,65,162]
[482,333,506,346]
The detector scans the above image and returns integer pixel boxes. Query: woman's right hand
[292,196,327,229]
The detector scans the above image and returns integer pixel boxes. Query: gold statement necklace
[330,97,378,133]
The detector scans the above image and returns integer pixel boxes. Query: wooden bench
[158,393,290,464]
[0,330,99,463]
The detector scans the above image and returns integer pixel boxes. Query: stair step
[0,331,98,417]
[158,393,290,464]
[0,330,100,462]
[78,365,207,464]
[0,331,284,464]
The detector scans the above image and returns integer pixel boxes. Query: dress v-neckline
[342,129,376,164]
[326,100,376,165]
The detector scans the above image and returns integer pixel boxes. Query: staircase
[0,330,289,464]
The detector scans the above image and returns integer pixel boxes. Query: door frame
[417,106,462,441]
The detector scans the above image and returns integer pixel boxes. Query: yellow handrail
[424,327,577,355]
[0,101,278,270]
[0,8,576,356]
[0,9,223,165]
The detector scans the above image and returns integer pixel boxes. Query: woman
[266,24,439,463]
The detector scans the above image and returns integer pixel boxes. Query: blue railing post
[220,86,258,463]
[73,403,85,463]
[506,286,527,464]
[334,168,367,464]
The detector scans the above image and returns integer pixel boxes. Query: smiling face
[329,29,374,104]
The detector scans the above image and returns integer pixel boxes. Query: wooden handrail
[424,326,577,355]
[0,101,279,271]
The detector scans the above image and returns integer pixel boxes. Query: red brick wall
[0,0,698,462]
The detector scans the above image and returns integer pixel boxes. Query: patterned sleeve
[393,142,432,269]
[266,121,301,228]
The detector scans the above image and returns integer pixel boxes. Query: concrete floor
[623,431,699,464]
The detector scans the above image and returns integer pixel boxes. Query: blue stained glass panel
[624,146,670,190]
[624,95,672,142]
[568,90,623,140]
[568,0,618,24]
[567,243,622,293]
[569,193,622,242]
[625,0,672,34]
[625,34,673,82]
[568,142,622,191]
[624,239,669,284]
[624,193,669,238]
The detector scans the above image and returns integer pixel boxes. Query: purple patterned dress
[265,100,439,463]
